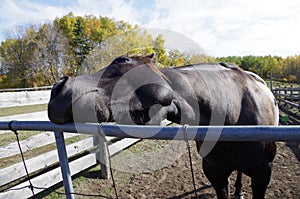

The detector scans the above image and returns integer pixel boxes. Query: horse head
[48,54,175,125]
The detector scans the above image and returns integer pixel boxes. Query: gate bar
[1,121,300,142]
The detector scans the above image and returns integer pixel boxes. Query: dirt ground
[63,140,300,199]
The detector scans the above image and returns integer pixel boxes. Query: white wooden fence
[273,86,300,110]
[0,89,51,108]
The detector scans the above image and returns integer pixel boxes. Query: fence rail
[1,121,300,199]
[273,85,300,110]
[273,87,300,92]
[0,86,52,92]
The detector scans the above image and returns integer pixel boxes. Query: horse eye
[125,58,131,63]
[113,56,132,64]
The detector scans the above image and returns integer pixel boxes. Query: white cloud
[0,0,299,56]
[55,0,141,27]
[142,0,300,56]
[0,0,66,39]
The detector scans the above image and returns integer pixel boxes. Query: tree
[71,17,92,75]
[282,55,300,83]
[54,13,136,75]
[0,26,35,88]
[84,28,157,73]
[189,52,216,64]
[167,49,189,67]
[153,34,168,66]
[30,23,70,85]
[54,12,77,42]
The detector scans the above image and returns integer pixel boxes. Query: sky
[0,0,299,57]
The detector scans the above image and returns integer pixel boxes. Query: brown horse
[48,54,279,199]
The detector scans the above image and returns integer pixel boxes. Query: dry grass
[0,103,47,117]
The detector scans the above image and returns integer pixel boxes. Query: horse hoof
[234,195,244,199]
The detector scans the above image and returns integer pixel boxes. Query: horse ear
[146,53,156,64]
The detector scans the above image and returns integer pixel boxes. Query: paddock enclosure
[0,86,299,198]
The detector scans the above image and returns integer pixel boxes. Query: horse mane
[244,71,267,85]
[219,62,266,85]
[219,62,241,70]
[134,55,170,83]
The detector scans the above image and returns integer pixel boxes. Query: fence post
[290,85,293,100]
[54,131,75,199]
[298,89,300,111]
[97,129,110,179]
[93,135,110,179]
[277,85,281,100]
[284,86,287,106]
[93,135,100,168]
[270,71,273,91]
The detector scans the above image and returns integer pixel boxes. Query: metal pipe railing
[1,121,300,142]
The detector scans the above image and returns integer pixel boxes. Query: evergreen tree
[71,17,92,75]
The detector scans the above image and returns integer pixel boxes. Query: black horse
[48,54,279,199]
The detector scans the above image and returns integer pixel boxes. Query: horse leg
[202,159,231,199]
[251,162,272,199]
[234,170,243,199]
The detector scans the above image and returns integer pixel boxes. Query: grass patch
[0,130,44,147]
[0,103,47,117]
